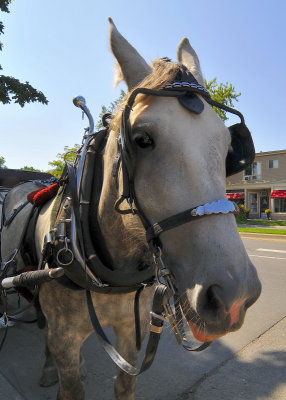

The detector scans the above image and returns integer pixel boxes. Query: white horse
[1,18,261,400]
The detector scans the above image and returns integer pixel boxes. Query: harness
[0,66,255,374]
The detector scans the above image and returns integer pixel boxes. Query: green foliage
[236,213,247,224]
[0,155,7,168]
[48,144,81,177]
[0,1,10,13]
[235,203,250,224]
[0,75,48,107]
[20,165,41,172]
[204,78,241,121]
[96,89,126,129]
[0,0,48,106]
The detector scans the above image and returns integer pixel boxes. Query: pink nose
[229,298,246,327]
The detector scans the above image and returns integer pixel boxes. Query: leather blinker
[178,93,204,114]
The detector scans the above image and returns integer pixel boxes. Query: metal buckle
[153,222,163,235]
[149,324,163,334]
[150,311,166,322]
[153,246,175,294]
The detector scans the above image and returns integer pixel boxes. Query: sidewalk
[189,317,286,400]
[0,317,285,400]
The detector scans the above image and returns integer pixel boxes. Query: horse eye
[133,132,154,149]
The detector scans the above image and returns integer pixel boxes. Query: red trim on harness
[27,182,59,206]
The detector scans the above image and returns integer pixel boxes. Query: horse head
[98,18,261,343]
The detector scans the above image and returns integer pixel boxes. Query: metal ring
[56,248,74,266]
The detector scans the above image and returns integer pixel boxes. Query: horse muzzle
[181,280,261,342]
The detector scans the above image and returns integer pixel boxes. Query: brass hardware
[149,324,163,334]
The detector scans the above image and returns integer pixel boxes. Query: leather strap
[3,201,29,227]
[86,283,170,375]
[134,285,145,350]
[146,206,206,243]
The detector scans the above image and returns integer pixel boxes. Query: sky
[1,0,286,171]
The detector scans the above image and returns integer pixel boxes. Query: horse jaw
[177,37,204,86]
[108,17,151,90]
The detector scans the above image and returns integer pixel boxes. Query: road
[0,233,285,399]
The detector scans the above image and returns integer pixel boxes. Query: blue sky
[1,0,285,170]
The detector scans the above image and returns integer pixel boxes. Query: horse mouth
[180,297,249,342]
[182,297,249,343]
[188,321,224,343]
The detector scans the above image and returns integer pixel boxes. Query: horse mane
[110,59,182,134]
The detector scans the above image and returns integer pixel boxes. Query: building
[226,149,286,220]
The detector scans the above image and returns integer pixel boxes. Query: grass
[241,219,286,226]
[238,227,286,235]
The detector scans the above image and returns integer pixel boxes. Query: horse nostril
[197,284,231,321]
[205,285,225,314]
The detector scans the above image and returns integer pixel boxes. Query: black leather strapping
[146,205,207,244]
[61,161,155,291]
[86,283,170,376]
[134,285,145,351]
[115,71,255,251]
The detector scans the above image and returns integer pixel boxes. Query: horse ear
[108,17,152,90]
[177,38,204,86]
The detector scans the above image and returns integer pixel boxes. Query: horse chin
[188,321,224,343]
[184,300,247,343]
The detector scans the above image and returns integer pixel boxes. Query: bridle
[95,71,255,366]
[115,73,254,255]
[0,69,255,375]
[55,71,255,375]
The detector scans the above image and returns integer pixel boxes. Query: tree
[204,78,241,122]
[20,165,41,172]
[0,155,7,168]
[47,144,81,177]
[0,1,48,106]
[96,89,126,130]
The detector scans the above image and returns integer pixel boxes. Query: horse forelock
[110,59,183,134]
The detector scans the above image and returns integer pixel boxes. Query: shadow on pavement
[0,313,285,400]
[186,346,286,400]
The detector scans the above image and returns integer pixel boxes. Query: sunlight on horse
[0,18,261,400]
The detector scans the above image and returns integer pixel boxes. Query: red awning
[271,190,286,199]
[226,193,244,200]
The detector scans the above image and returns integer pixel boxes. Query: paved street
[0,233,285,399]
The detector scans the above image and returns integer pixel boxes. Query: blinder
[226,122,255,177]
[178,93,204,114]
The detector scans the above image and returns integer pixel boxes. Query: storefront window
[274,199,286,213]
[249,193,258,213]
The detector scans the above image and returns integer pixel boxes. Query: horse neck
[94,131,151,271]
